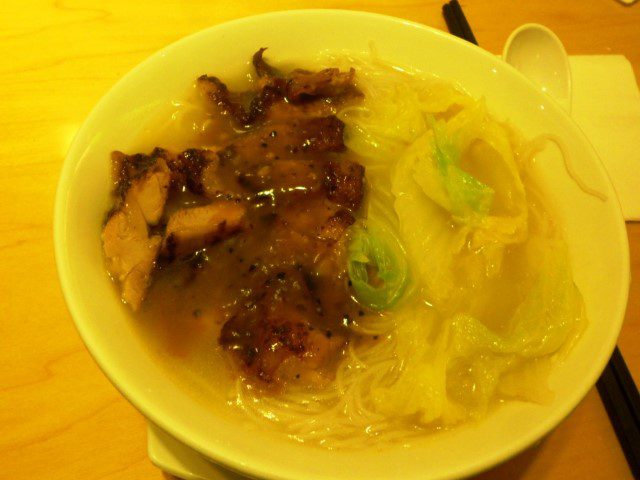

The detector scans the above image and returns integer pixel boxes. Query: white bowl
[54,9,629,480]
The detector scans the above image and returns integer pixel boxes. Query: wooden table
[1,1,638,479]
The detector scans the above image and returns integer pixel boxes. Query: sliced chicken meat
[325,159,365,209]
[162,200,246,258]
[198,49,360,128]
[125,159,172,225]
[286,68,357,101]
[219,267,346,383]
[102,202,162,311]
[103,157,172,309]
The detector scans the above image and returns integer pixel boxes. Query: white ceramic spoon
[502,23,572,112]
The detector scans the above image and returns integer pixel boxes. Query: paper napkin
[569,55,640,220]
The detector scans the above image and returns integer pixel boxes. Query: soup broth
[102,51,585,447]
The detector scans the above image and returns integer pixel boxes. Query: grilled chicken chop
[102,49,365,385]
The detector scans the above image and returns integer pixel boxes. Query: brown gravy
[104,50,367,388]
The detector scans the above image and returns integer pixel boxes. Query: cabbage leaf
[372,237,584,423]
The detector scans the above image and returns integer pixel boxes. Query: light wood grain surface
[1,1,638,479]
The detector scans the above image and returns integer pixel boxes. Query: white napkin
[569,55,640,221]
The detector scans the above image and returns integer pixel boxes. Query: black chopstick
[441,2,640,476]
[442,3,465,41]
[442,0,478,45]
[596,347,640,478]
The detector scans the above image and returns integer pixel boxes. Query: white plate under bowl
[54,9,629,480]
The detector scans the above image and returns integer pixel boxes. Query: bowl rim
[54,8,630,480]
